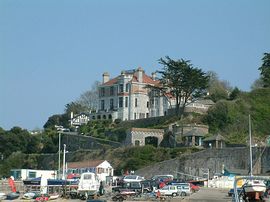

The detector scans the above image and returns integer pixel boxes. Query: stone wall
[135,147,270,179]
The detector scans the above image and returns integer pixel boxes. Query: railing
[0,180,24,193]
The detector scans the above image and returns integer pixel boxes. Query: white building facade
[10,169,57,180]
[90,68,174,121]
[67,160,113,182]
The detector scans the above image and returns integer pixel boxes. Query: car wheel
[181,192,187,196]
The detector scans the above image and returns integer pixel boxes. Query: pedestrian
[99,181,104,196]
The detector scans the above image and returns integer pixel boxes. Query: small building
[125,127,164,147]
[67,160,113,182]
[10,169,57,180]
[203,134,226,149]
[70,112,90,126]
[182,128,205,146]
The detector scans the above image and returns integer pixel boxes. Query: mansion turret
[90,68,175,121]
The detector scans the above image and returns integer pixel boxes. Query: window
[155,98,159,106]
[150,99,154,105]
[119,97,123,108]
[97,168,104,174]
[100,88,105,97]
[110,86,114,96]
[101,100,105,110]
[135,98,138,107]
[119,84,124,93]
[125,97,128,107]
[84,174,92,180]
[110,99,114,110]
[28,171,36,179]
[125,83,129,92]
[134,113,136,119]
[147,101,149,108]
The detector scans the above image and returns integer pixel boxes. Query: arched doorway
[145,136,158,147]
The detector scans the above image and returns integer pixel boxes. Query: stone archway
[125,128,164,146]
[145,136,159,147]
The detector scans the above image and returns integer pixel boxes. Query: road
[181,187,232,202]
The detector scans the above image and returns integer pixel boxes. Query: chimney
[151,72,157,81]
[136,67,143,83]
[71,111,74,119]
[102,72,110,84]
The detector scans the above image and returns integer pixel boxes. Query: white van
[77,172,100,199]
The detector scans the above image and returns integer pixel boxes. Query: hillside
[204,88,270,145]
[0,88,269,177]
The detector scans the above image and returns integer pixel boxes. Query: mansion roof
[102,70,159,86]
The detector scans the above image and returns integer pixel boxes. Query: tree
[76,81,99,112]
[43,114,69,129]
[65,102,88,115]
[251,78,264,90]
[206,71,231,102]
[229,87,241,100]
[258,52,270,88]
[158,56,209,117]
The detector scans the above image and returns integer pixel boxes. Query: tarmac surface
[181,187,232,202]
[1,187,234,201]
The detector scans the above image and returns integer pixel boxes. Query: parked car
[112,181,142,194]
[170,182,192,196]
[122,175,144,183]
[154,185,178,197]
[151,175,174,184]
[140,180,159,193]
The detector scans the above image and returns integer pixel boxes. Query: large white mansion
[90,67,175,121]
[70,67,214,125]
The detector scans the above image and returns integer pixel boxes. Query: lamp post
[62,144,66,180]
[58,132,61,179]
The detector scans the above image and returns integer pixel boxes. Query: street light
[62,144,68,180]
[58,131,61,179]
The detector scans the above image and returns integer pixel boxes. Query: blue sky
[0,0,269,130]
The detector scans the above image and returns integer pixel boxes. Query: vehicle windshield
[83,174,92,180]
[124,175,137,179]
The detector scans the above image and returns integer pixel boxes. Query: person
[8,176,16,192]
[156,190,161,198]
[99,181,104,196]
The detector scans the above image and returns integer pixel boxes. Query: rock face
[135,147,270,179]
